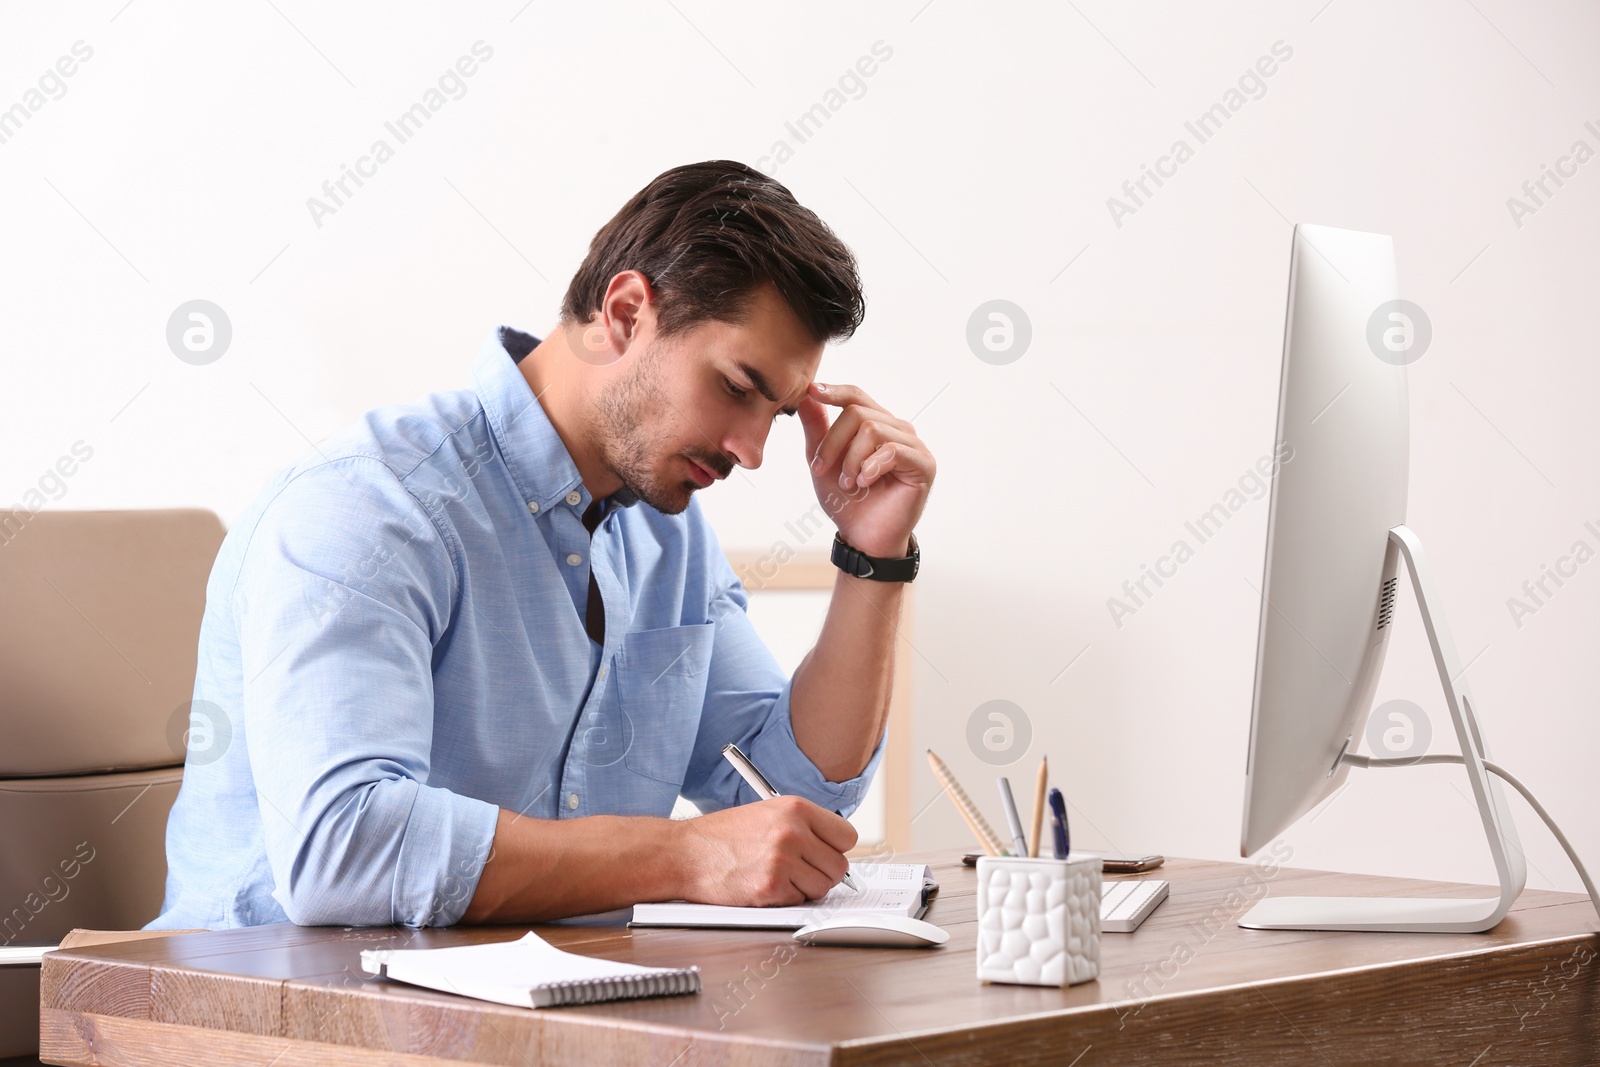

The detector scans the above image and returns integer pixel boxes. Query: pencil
[1028,754,1048,858]
[927,749,1007,856]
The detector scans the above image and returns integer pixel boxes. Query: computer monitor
[1237,224,1527,932]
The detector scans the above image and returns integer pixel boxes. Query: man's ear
[598,270,656,356]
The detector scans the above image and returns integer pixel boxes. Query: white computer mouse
[793,913,949,948]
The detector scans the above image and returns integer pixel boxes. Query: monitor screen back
[1241,224,1408,857]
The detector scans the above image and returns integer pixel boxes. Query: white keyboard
[1101,878,1169,932]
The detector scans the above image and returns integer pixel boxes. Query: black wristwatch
[831,532,920,583]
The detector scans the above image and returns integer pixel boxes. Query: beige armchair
[0,509,224,1059]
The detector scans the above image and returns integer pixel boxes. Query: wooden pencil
[1028,754,1048,858]
[927,749,1006,856]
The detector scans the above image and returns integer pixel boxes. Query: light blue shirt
[150,326,882,930]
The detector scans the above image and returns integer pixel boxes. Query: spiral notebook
[360,931,700,1009]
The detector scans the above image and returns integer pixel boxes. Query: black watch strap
[831,532,919,583]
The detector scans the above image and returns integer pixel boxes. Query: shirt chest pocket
[616,622,715,788]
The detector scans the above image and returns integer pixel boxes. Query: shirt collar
[470,325,639,516]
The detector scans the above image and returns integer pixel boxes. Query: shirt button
[566,490,582,506]
[567,792,579,810]
[527,501,540,514]
[566,552,583,566]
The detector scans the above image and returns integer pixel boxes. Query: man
[150,160,935,929]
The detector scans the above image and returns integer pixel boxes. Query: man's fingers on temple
[811,405,867,472]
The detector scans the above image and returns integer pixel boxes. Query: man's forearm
[789,375,932,785]
[462,808,688,923]
[462,796,863,922]
[788,556,907,783]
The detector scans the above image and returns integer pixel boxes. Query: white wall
[2,1,1595,893]
[738,589,889,846]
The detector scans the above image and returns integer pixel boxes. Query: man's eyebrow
[736,361,800,416]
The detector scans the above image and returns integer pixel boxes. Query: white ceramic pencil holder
[975,855,1102,988]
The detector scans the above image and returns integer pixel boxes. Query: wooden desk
[40,853,1599,1066]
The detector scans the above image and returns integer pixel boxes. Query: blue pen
[1048,787,1070,860]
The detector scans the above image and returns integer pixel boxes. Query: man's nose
[723,419,770,471]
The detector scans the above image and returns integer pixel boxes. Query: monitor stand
[1239,524,1527,932]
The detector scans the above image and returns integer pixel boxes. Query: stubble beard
[590,341,697,515]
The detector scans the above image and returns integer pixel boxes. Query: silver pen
[997,776,1029,857]
[721,743,861,893]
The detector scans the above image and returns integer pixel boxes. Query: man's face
[590,283,823,515]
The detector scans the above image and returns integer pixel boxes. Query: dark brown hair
[560,160,865,345]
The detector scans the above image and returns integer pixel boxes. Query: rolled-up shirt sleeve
[679,550,886,816]
[232,458,499,927]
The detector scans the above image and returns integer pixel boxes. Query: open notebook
[631,862,939,929]
[360,931,700,1009]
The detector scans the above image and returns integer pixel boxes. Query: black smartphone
[962,851,1164,873]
